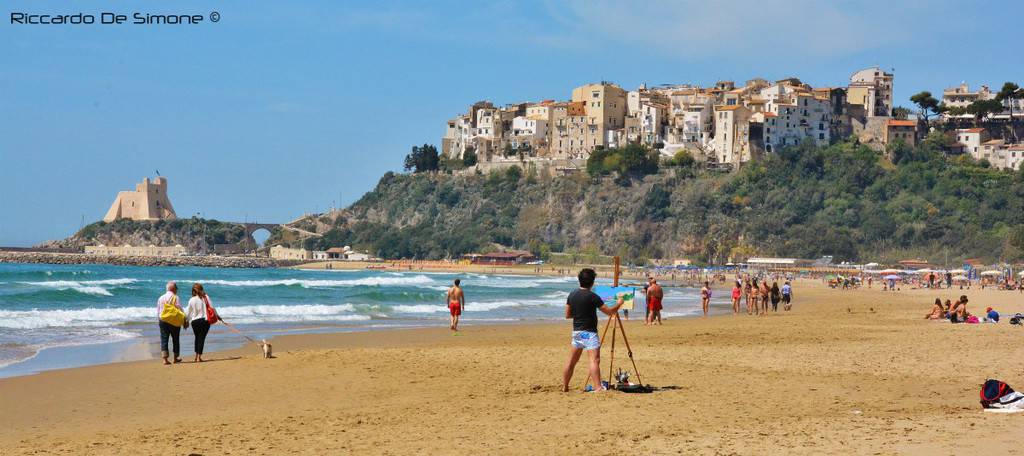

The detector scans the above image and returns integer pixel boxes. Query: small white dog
[260,340,273,359]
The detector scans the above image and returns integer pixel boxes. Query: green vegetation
[67,218,246,251]
[403,144,440,173]
[585,144,660,180]
[283,134,1024,265]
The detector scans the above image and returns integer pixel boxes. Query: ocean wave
[197,275,435,288]
[390,298,562,314]
[0,327,139,369]
[13,278,140,296]
[0,303,369,329]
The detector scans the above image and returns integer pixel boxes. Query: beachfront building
[848,67,894,118]
[324,246,372,261]
[103,176,177,222]
[85,244,187,257]
[269,245,312,261]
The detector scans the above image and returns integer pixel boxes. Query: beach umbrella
[980,270,1002,276]
[883,274,901,280]
[879,268,902,275]
[915,268,933,274]
[952,275,969,281]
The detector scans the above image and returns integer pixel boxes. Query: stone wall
[0,251,299,268]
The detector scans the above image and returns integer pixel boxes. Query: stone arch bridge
[212,222,319,255]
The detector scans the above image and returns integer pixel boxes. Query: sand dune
[1,281,1022,455]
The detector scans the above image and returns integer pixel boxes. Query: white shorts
[571,331,600,350]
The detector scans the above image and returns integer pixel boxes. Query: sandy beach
[2,280,1023,455]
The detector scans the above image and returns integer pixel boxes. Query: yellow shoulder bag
[159,295,185,327]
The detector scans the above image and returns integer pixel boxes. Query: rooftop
[887,119,917,127]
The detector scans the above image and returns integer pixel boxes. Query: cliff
[275,136,1024,265]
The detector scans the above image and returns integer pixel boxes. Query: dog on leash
[260,340,273,359]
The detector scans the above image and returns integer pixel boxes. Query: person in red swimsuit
[646,277,664,325]
[446,279,465,332]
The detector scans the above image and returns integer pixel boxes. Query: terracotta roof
[763,113,778,117]
[887,119,917,127]
[960,128,985,133]
[1008,145,1024,151]
[716,105,744,111]
[983,139,1006,145]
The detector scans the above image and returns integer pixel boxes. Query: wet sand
[1,281,1022,455]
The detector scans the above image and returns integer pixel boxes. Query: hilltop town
[441,67,1024,172]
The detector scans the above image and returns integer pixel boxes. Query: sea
[0,263,730,377]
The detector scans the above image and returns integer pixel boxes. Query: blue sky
[1,0,1022,246]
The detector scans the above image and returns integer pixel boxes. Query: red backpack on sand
[204,296,219,325]
[980,379,1014,408]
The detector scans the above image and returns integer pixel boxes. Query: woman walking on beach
[770,282,781,312]
[731,281,742,315]
[749,279,759,315]
[760,280,770,316]
[185,283,217,363]
[743,279,753,315]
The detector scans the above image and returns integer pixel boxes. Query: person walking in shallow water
[185,283,216,363]
[156,281,183,365]
[446,279,465,332]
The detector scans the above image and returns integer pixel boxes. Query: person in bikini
[700,281,711,317]
[446,279,465,332]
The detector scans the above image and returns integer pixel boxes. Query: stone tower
[102,176,177,222]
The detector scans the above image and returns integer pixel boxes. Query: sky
[1,0,1022,246]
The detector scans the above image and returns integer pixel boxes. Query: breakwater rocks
[0,251,298,268]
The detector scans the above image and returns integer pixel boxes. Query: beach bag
[966,315,980,324]
[159,296,185,327]
[204,296,219,325]
[981,379,1023,409]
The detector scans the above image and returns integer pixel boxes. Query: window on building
[819,133,824,140]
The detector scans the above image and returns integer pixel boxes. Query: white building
[955,128,989,160]
[712,105,752,166]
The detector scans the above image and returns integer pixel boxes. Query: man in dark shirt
[561,268,623,392]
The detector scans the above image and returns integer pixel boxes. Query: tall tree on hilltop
[404,144,440,173]
[996,82,1022,142]
[910,91,945,130]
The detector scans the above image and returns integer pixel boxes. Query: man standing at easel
[561,268,623,392]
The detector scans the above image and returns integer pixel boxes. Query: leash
[219,318,262,346]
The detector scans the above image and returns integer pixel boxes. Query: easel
[584,256,644,389]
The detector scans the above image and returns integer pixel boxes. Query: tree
[892,106,912,120]
[996,82,1022,142]
[404,144,440,173]
[966,99,1004,127]
[462,147,478,167]
[910,91,944,128]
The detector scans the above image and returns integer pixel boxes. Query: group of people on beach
[729,277,792,316]
[923,295,1000,323]
[156,281,219,364]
